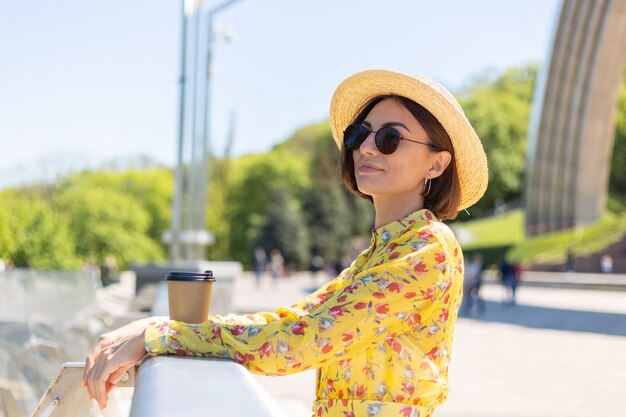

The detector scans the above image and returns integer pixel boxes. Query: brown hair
[339,95,461,220]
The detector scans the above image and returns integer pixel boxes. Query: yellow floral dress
[145,209,464,417]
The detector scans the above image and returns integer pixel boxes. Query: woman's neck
[372,193,425,229]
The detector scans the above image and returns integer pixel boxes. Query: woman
[83,69,488,416]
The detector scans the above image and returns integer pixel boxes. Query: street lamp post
[196,0,240,257]
[166,0,239,261]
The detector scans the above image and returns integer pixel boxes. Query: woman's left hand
[84,330,148,410]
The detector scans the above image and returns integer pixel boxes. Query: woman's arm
[145,240,458,375]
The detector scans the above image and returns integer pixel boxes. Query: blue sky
[0,0,559,187]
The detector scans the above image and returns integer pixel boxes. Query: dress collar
[371,208,437,246]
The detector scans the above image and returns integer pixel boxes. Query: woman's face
[353,98,443,202]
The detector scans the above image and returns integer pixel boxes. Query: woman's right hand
[81,316,166,390]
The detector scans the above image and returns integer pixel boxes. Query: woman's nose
[359,131,378,155]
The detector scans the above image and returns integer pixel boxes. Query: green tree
[458,64,536,216]
[206,156,233,261]
[254,185,309,269]
[301,125,369,264]
[302,183,352,265]
[55,186,164,268]
[0,194,80,269]
[609,71,626,197]
[227,150,311,266]
[58,168,173,246]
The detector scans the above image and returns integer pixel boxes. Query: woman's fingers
[85,331,148,410]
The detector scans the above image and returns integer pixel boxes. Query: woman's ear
[428,150,452,179]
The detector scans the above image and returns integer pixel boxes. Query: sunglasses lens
[343,124,368,151]
[375,127,401,154]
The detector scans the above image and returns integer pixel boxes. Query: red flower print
[375,303,389,314]
[388,251,401,260]
[441,279,452,292]
[400,405,414,417]
[354,302,367,310]
[427,346,441,361]
[388,282,403,293]
[407,312,421,327]
[342,332,354,343]
[413,262,428,274]
[401,380,415,396]
[425,210,433,220]
[259,341,275,358]
[373,291,385,299]
[421,286,437,300]
[211,323,221,339]
[344,411,355,417]
[435,252,446,263]
[443,293,450,304]
[229,325,246,336]
[387,242,398,251]
[384,334,402,353]
[419,230,433,240]
[322,343,333,354]
[404,292,417,299]
[337,294,347,303]
[329,305,347,318]
[344,282,360,293]
[317,406,323,417]
[438,309,449,323]
[339,358,351,368]
[326,378,335,393]
[233,351,255,366]
[291,320,308,336]
[356,384,367,399]
[315,293,330,304]
[454,247,458,257]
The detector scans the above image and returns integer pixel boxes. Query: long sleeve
[144,237,460,376]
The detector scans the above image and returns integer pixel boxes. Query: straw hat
[329,69,488,211]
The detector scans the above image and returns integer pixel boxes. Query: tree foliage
[58,168,173,245]
[458,64,536,216]
[253,185,309,269]
[609,69,626,196]
[55,185,164,268]
[0,192,80,269]
[226,142,311,266]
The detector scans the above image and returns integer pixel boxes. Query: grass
[506,212,626,266]
[452,209,524,249]
[454,208,626,267]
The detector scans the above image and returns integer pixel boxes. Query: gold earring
[424,177,432,196]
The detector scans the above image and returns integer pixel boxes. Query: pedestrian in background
[463,252,485,315]
[252,247,267,285]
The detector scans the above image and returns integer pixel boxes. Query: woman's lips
[357,163,383,173]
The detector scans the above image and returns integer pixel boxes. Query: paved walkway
[234,272,626,417]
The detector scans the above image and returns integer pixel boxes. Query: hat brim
[329,69,488,211]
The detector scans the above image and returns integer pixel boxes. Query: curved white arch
[525,0,626,235]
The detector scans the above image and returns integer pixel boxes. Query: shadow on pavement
[460,300,626,337]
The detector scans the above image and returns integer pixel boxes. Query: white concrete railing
[129,356,286,417]
[24,358,286,417]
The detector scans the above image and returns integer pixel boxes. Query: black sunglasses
[343,123,438,155]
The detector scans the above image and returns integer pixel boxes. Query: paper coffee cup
[166,270,215,323]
